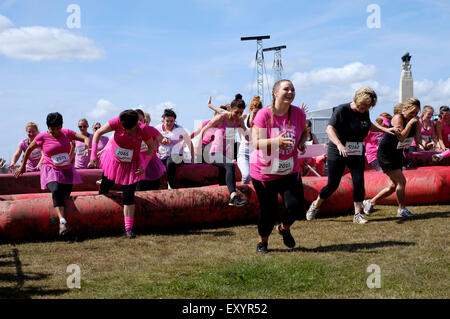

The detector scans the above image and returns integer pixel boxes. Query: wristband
[90,142,99,160]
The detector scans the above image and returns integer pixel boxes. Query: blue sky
[1,0,450,161]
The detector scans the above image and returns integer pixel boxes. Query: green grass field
[0,204,449,299]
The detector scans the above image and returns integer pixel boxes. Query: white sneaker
[397,207,414,218]
[59,222,69,235]
[353,213,368,224]
[363,199,374,215]
[432,154,444,162]
[306,201,319,220]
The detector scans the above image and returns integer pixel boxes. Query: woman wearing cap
[15,112,90,236]
[88,109,157,238]
[306,87,398,224]
[199,94,249,206]
[9,122,43,172]
[363,98,422,218]
[251,80,308,253]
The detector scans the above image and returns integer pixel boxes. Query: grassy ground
[0,204,448,299]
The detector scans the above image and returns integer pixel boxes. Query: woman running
[251,80,308,253]
[199,94,249,206]
[88,109,157,238]
[14,112,90,235]
[305,87,398,224]
[363,98,422,217]
[9,122,42,172]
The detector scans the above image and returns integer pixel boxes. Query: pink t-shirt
[74,134,94,169]
[19,138,42,171]
[412,118,434,147]
[250,105,306,181]
[108,117,155,162]
[440,119,450,148]
[34,129,78,170]
[209,114,240,156]
[140,126,162,159]
[201,120,216,145]
[364,131,384,164]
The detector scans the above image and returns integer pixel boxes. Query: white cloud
[0,14,13,32]
[291,62,377,89]
[0,15,103,61]
[145,101,177,122]
[414,78,450,108]
[87,99,120,119]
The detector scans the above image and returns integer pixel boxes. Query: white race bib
[271,157,294,175]
[140,141,148,153]
[114,147,134,163]
[345,142,363,156]
[29,148,42,160]
[397,137,413,149]
[51,153,70,167]
[75,145,86,156]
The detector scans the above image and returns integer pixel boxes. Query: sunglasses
[93,126,101,130]
[79,125,88,128]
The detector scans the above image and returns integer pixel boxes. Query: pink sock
[124,216,134,230]
[442,149,450,158]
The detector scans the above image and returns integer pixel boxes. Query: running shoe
[59,222,69,236]
[125,229,136,239]
[432,154,444,162]
[353,213,368,224]
[363,199,374,215]
[256,242,268,254]
[306,201,319,220]
[277,224,296,248]
[397,207,414,218]
[229,195,248,207]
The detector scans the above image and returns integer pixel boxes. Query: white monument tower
[399,52,413,103]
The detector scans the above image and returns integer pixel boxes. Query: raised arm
[8,145,23,168]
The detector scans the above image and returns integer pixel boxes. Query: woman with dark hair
[305,88,399,224]
[435,105,450,151]
[88,109,157,238]
[304,120,319,145]
[199,94,249,206]
[15,112,90,236]
[250,80,308,253]
[155,108,194,189]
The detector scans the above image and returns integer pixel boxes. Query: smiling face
[230,107,244,120]
[78,120,89,134]
[163,116,175,131]
[273,81,295,106]
[48,126,62,138]
[26,126,38,140]
[404,107,420,121]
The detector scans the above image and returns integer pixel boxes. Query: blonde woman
[363,98,422,218]
[9,122,42,172]
[410,105,437,151]
[306,88,398,224]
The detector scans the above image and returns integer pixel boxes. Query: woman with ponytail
[199,94,249,206]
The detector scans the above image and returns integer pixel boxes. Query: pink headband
[379,116,391,127]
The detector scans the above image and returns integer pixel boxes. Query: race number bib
[51,153,70,167]
[140,141,148,153]
[75,145,86,156]
[29,147,42,160]
[271,157,294,175]
[345,142,363,156]
[397,137,413,149]
[114,147,134,163]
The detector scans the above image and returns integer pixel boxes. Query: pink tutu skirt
[100,148,144,185]
[40,164,83,190]
[143,156,166,181]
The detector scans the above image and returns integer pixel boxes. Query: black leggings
[319,152,365,202]
[47,182,73,207]
[252,173,304,238]
[211,153,236,194]
[161,157,181,188]
[136,179,160,191]
[99,175,137,205]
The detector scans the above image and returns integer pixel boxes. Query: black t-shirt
[328,103,371,150]
[379,114,417,151]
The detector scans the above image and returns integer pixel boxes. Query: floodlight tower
[263,45,287,82]
[241,35,270,104]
